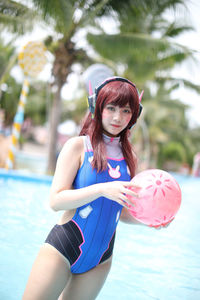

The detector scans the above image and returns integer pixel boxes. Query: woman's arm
[50,136,140,212]
[50,136,99,211]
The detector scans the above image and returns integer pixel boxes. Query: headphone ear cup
[88,94,96,114]
[138,103,143,118]
[128,103,143,129]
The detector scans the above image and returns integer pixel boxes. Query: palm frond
[149,0,186,15]
[87,32,192,81]
[163,23,194,37]
[0,0,37,34]
[156,76,200,94]
[0,37,17,80]
[31,0,76,34]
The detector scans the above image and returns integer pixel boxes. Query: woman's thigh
[60,257,112,300]
[22,244,71,300]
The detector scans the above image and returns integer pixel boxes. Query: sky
[9,0,200,127]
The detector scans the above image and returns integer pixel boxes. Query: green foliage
[161,142,186,162]
[0,38,16,80]
[87,32,190,82]
[0,76,21,125]
[157,141,188,170]
[31,0,75,35]
[163,23,193,37]
[134,81,200,170]
[24,81,50,125]
[0,0,37,34]
[0,77,49,126]
[61,89,88,124]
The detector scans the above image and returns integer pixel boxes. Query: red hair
[80,80,140,177]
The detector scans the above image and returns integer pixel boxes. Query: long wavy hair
[79,80,140,178]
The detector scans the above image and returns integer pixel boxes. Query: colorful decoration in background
[6,41,47,169]
[6,78,30,169]
[18,41,47,78]
[127,169,182,227]
[192,152,200,177]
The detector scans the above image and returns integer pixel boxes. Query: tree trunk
[47,80,63,174]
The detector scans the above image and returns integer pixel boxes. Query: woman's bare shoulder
[55,136,85,178]
[62,136,84,153]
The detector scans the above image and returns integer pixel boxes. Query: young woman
[23,77,144,300]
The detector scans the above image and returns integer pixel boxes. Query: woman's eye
[107,106,115,111]
[123,109,131,114]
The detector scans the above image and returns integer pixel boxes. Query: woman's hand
[100,181,141,208]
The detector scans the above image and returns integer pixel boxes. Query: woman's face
[102,103,132,137]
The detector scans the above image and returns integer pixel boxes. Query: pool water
[0,170,200,300]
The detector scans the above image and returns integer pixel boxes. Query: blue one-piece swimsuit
[45,134,131,274]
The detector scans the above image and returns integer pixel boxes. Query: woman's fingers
[122,181,141,188]
[124,187,140,198]
[116,182,142,208]
[122,182,142,195]
[102,181,142,208]
[119,192,135,208]
[119,199,131,209]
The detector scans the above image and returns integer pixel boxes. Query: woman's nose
[113,109,121,121]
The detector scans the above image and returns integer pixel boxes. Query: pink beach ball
[127,169,182,227]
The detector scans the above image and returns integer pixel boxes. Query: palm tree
[0,0,195,174]
[87,1,193,85]
[33,0,195,173]
[135,81,199,170]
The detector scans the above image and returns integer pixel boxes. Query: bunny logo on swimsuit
[88,156,93,163]
[107,162,121,179]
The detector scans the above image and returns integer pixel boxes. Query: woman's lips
[111,124,120,128]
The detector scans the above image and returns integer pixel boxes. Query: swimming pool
[0,169,200,300]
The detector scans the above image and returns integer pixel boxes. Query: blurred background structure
[0,0,200,175]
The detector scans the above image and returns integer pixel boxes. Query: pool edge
[0,168,52,184]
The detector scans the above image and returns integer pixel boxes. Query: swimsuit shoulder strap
[83,135,93,153]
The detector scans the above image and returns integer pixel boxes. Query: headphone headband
[88,76,143,126]
[95,77,136,98]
